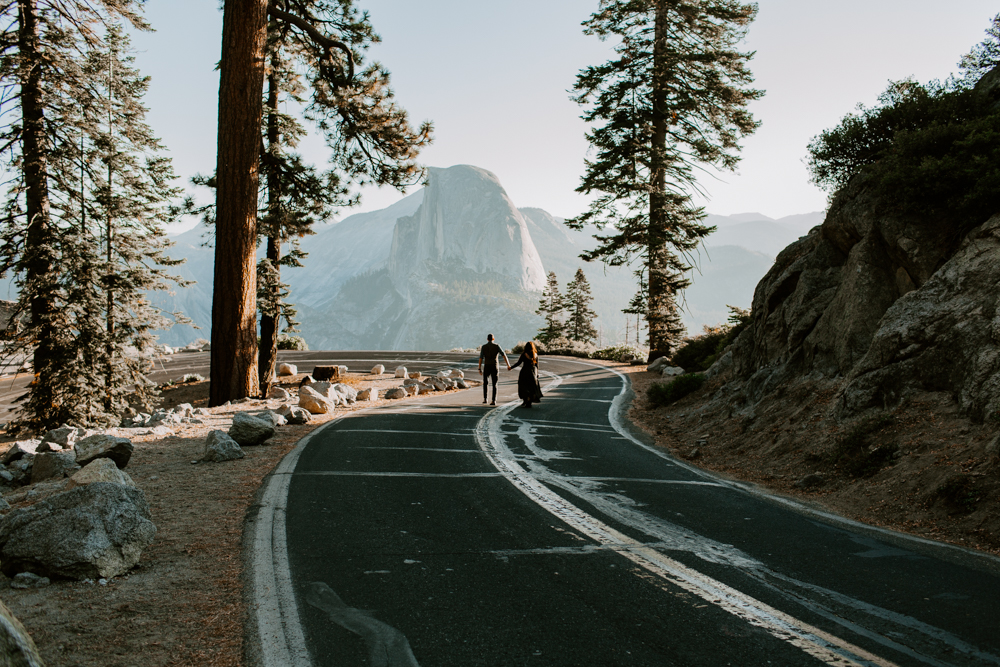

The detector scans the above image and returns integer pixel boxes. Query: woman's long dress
[512,353,543,403]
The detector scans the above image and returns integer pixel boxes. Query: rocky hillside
[652,64,1000,553]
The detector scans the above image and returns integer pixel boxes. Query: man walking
[478,333,510,406]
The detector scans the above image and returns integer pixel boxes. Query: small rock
[254,410,287,428]
[278,363,298,376]
[1,441,40,466]
[646,356,668,372]
[68,458,136,489]
[688,448,701,459]
[228,412,275,446]
[267,386,291,400]
[75,434,134,469]
[794,473,826,489]
[10,572,49,589]
[371,365,385,375]
[298,375,315,386]
[394,366,408,378]
[384,387,407,400]
[298,386,333,415]
[357,388,378,401]
[31,451,80,484]
[408,371,422,379]
[201,431,245,463]
[661,366,685,377]
[276,404,311,425]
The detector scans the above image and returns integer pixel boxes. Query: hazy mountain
[145,165,822,349]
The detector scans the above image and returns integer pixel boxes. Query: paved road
[249,354,1000,667]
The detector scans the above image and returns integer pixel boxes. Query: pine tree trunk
[646,1,671,363]
[18,0,57,424]
[258,68,280,397]
[210,0,268,406]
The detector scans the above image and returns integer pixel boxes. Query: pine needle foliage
[0,1,186,431]
[534,271,565,345]
[565,268,598,345]
[569,0,761,358]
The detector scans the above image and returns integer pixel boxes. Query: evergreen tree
[958,13,1000,86]
[211,0,432,406]
[621,268,647,349]
[569,0,761,359]
[534,271,565,345]
[565,268,598,344]
[0,1,153,431]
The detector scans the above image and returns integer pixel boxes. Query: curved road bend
[259,355,1000,667]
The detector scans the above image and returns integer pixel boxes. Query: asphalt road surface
[248,353,1000,667]
[5,351,999,665]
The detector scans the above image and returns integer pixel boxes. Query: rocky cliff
[726,164,1000,424]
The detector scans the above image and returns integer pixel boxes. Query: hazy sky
[135,1,998,231]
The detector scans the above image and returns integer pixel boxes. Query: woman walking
[510,341,544,408]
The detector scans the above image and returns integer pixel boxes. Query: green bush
[670,306,750,371]
[591,345,643,362]
[277,335,308,351]
[807,77,1000,231]
[646,374,706,407]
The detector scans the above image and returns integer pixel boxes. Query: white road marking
[477,372,896,667]
[333,428,474,437]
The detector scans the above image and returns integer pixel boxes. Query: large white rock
[298,386,333,414]
[0,482,157,580]
[356,388,378,401]
[228,412,275,446]
[40,426,89,450]
[394,366,408,378]
[254,410,288,428]
[200,431,245,463]
[68,458,136,488]
[1,441,40,465]
[309,382,342,405]
[332,383,358,403]
[75,434,134,469]
[278,363,298,376]
[338,365,348,376]
[661,366,685,377]
[371,364,385,375]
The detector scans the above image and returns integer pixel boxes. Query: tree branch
[267,3,354,84]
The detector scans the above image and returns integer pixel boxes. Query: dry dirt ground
[0,359,995,666]
[0,370,476,667]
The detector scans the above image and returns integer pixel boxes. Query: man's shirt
[480,342,503,369]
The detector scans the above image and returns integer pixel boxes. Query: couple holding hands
[477,333,544,408]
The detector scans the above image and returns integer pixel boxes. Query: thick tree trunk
[257,68,280,397]
[210,0,268,406]
[18,0,57,424]
[646,1,671,362]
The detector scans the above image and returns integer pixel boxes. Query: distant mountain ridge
[149,166,822,349]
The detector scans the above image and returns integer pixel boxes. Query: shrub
[670,306,750,371]
[181,373,205,383]
[277,335,308,351]
[591,345,644,362]
[646,374,706,407]
[807,76,1000,232]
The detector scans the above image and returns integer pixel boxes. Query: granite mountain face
[153,164,797,350]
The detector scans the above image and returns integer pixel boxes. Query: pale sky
[137,1,998,231]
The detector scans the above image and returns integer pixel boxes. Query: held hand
[506,364,511,371]
[478,368,482,375]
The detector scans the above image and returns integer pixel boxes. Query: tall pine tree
[0,1,156,431]
[569,0,761,360]
[211,0,432,405]
[534,271,565,345]
[565,268,598,345]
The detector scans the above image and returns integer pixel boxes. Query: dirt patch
[0,370,474,666]
[622,363,1000,557]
